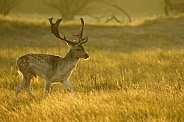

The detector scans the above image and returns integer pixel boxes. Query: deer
[15,18,89,99]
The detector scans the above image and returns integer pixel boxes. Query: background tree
[44,0,94,21]
[43,0,131,23]
[99,0,132,23]
[164,0,184,16]
[0,0,22,16]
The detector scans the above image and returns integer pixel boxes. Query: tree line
[1,0,184,22]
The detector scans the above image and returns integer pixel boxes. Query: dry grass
[0,15,184,122]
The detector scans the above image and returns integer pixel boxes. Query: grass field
[0,15,184,122]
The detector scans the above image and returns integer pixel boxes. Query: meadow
[0,15,184,122]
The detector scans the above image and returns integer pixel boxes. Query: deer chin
[84,57,89,60]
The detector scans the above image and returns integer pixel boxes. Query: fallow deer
[15,18,89,99]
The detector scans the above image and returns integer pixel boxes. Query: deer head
[49,18,89,59]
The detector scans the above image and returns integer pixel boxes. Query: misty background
[9,0,165,22]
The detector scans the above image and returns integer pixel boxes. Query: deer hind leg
[62,80,74,95]
[25,74,36,99]
[15,73,36,99]
[15,76,26,97]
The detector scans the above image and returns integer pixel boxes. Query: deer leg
[25,74,36,100]
[62,80,74,95]
[15,76,27,97]
[44,80,51,96]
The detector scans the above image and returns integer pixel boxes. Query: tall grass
[0,16,184,121]
[0,47,183,121]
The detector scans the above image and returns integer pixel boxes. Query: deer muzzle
[84,53,89,59]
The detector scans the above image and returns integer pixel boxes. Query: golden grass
[0,16,184,121]
[0,47,184,122]
[1,89,183,122]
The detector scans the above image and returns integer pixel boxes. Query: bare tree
[164,0,184,16]
[0,0,22,16]
[99,0,132,23]
[44,0,94,21]
[88,0,132,23]
[44,0,131,23]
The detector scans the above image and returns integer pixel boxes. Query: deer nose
[84,54,89,59]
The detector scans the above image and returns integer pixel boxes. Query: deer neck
[64,50,79,66]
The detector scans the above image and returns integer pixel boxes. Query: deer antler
[49,18,77,44]
[49,18,88,44]
[74,18,88,44]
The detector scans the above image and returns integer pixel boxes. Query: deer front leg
[25,78,36,100]
[62,80,74,95]
[45,80,51,96]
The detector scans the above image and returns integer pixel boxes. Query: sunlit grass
[1,89,183,121]
[0,47,184,121]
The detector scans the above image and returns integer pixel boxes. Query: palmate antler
[74,18,88,44]
[49,18,88,44]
